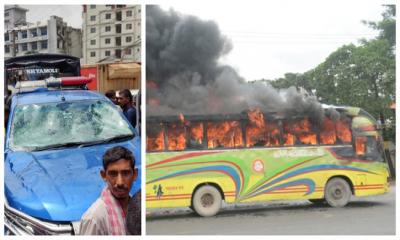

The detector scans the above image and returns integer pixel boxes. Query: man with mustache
[79,146,138,235]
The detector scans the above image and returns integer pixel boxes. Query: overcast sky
[21,5,82,28]
[160,0,392,81]
[19,1,393,81]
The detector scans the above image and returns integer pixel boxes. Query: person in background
[118,89,137,128]
[79,146,139,235]
[105,90,118,105]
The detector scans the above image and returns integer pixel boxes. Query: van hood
[5,139,141,222]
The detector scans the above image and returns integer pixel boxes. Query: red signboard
[80,66,97,91]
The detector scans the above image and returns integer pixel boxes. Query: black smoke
[146,5,326,123]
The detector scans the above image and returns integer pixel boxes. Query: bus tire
[192,185,222,217]
[324,177,351,207]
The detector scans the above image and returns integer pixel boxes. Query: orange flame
[207,121,243,149]
[355,136,366,155]
[336,119,352,143]
[283,118,317,145]
[167,123,186,151]
[179,113,185,123]
[146,124,165,151]
[320,117,337,144]
[190,122,204,144]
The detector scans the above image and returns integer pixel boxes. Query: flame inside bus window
[283,118,317,146]
[187,122,204,149]
[167,123,186,151]
[147,123,165,151]
[355,136,366,155]
[246,110,280,147]
[320,117,337,145]
[336,118,352,144]
[207,120,243,149]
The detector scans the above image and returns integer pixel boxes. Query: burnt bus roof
[146,106,360,124]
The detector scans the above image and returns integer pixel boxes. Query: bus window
[245,120,280,147]
[246,109,267,147]
[207,120,243,149]
[246,109,280,147]
[147,123,165,151]
[283,118,317,146]
[166,123,186,151]
[336,118,352,144]
[320,117,337,145]
[187,121,205,149]
[355,136,383,161]
[267,121,281,146]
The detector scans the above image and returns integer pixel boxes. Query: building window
[115,24,121,34]
[90,51,96,57]
[105,50,111,56]
[90,39,96,45]
[115,49,121,58]
[105,38,111,44]
[5,33,9,41]
[22,30,27,39]
[105,13,112,19]
[125,48,132,55]
[5,12,9,17]
[126,10,132,17]
[41,41,48,49]
[90,15,96,21]
[90,5,96,9]
[105,26,111,32]
[136,47,140,52]
[31,29,37,37]
[5,45,10,53]
[21,43,28,51]
[31,42,37,50]
[137,35,141,40]
[126,36,132,43]
[116,11,122,21]
[90,27,96,33]
[40,27,47,36]
[126,23,132,30]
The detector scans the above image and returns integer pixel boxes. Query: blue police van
[4,54,141,235]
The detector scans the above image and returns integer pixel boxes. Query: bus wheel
[324,177,351,207]
[192,185,222,217]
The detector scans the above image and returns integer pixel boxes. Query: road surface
[146,184,396,235]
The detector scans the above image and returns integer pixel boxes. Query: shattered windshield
[10,100,134,151]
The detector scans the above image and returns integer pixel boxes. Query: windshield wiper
[32,142,89,151]
[78,134,135,147]
[31,134,134,151]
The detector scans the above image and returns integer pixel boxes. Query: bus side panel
[146,175,234,208]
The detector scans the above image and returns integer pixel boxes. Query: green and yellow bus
[146,106,390,217]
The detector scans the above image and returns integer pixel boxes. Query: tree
[255,5,396,141]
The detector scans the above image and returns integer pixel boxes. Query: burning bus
[145,5,390,217]
[146,106,389,217]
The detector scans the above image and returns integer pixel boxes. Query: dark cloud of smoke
[146,5,328,123]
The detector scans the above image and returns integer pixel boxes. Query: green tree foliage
[263,5,396,140]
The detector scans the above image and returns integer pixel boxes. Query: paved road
[146,184,396,235]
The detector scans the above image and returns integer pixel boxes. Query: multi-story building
[4,16,82,59]
[82,5,141,64]
[4,5,28,30]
